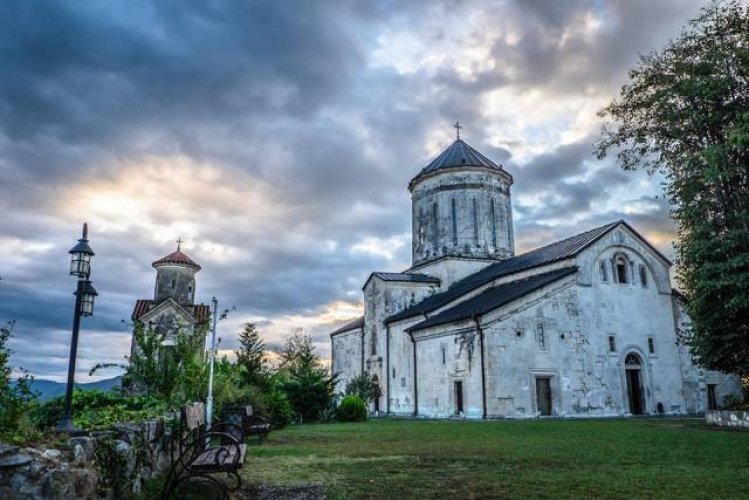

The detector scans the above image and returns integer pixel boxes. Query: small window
[472,198,479,245]
[400,377,406,388]
[392,368,396,379]
[490,199,498,248]
[639,265,648,287]
[451,199,458,246]
[536,323,546,349]
[608,335,616,353]
[648,337,655,354]
[516,329,524,338]
[441,345,446,365]
[171,279,176,289]
[616,257,628,284]
[432,203,439,247]
[600,261,608,282]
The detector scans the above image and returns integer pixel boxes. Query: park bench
[161,402,246,499]
[221,405,271,441]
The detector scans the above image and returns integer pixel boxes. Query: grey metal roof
[371,272,440,283]
[387,220,622,324]
[411,139,506,185]
[330,316,365,336]
[406,267,578,332]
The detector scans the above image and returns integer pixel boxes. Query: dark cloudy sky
[1,0,699,381]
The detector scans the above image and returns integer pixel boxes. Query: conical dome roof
[152,249,201,271]
[410,139,508,188]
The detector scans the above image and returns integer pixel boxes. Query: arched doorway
[371,375,380,414]
[625,353,645,414]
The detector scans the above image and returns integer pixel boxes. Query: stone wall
[0,419,176,499]
[706,410,749,428]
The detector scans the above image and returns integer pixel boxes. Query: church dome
[409,139,510,190]
[409,134,515,267]
[152,249,201,271]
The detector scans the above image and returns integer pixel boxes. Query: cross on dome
[453,121,462,140]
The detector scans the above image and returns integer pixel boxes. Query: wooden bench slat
[191,444,246,470]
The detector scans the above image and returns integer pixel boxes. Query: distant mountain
[25,376,123,401]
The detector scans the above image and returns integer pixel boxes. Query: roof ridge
[406,266,578,332]
[387,220,623,324]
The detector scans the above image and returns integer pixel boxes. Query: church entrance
[372,375,380,414]
[454,380,464,414]
[625,353,645,414]
[535,377,552,416]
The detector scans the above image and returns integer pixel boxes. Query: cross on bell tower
[453,121,462,140]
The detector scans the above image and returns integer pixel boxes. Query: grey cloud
[0,0,691,379]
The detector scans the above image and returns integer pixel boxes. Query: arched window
[625,353,641,366]
[451,199,458,246]
[472,198,479,245]
[599,261,608,282]
[490,199,498,248]
[432,203,439,248]
[615,256,628,284]
[639,265,648,287]
[171,279,176,289]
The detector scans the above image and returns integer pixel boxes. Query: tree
[0,321,37,441]
[92,322,208,406]
[345,373,382,404]
[596,1,749,375]
[277,330,336,423]
[235,323,268,388]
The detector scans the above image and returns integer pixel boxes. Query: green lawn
[242,418,749,499]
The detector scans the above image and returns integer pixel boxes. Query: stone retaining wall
[706,410,749,428]
[0,419,177,499]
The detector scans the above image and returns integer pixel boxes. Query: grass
[242,417,749,499]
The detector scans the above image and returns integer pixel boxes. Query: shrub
[261,387,294,429]
[336,395,367,422]
[32,390,166,431]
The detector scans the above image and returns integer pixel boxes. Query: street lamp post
[206,296,218,426]
[59,223,98,431]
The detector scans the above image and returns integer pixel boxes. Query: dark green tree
[0,321,38,441]
[597,1,749,375]
[234,323,268,389]
[92,322,208,406]
[277,329,336,423]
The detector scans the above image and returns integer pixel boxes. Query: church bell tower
[409,126,514,269]
[151,241,201,305]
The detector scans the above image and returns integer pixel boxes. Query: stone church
[330,135,739,418]
[131,244,210,353]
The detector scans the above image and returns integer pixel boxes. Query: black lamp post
[59,223,97,431]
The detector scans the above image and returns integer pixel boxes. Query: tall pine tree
[235,323,268,388]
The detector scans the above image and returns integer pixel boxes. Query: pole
[60,279,84,430]
[206,296,218,425]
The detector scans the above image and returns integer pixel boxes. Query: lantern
[69,223,95,278]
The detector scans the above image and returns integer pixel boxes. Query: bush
[262,387,294,429]
[32,390,166,431]
[336,395,367,422]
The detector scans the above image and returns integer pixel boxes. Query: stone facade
[411,167,514,266]
[330,137,741,418]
